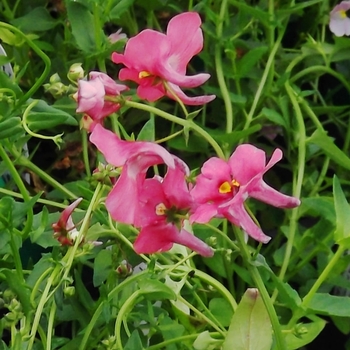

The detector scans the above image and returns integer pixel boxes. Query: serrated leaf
[333,175,350,242]
[222,288,273,350]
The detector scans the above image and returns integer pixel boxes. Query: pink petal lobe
[134,223,177,254]
[248,178,301,208]
[166,82,216,105]
[224,202,271,244]
[55,197,83,231]
[173,228,213,257]
[90,124,175,168]
[190,203,219,224]
[167,12,203,73]
[228,144,268,185]
[191,157,232,203]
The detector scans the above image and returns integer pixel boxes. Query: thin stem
[276,83,305,287]
[244,28,285,130]
[0,22,51,108]
[16,155,78,200]
[215,0,233,133]
[82,129,91,177]
[124,100,225,159]
[0,144,33,238]
[235,228,286,350]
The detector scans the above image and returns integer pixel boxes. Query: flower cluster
[60,11,301,256]
[75,12,215,131]
[88,124,300,256]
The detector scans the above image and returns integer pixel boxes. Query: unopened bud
[67,63,84,83]
[63,286,75,297]
[116,260,133,278]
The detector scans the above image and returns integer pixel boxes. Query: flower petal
[166,82,216,105]
[134,223,177,254]
[223,201,271,243]
[166,12,204,73]
[228,144,269,185]
[90,124,175,168]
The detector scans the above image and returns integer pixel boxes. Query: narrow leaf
[333,175,350,242]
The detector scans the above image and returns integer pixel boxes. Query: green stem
[0,22,51,107]
[82,129,91,177]
[276,82,305,287]
[0,144,33,238]
[79,270,149,350]
[46,299,56,350]
[124,100,225,159]
[288,244,346,327]
[16,155,78,200]
[235,228,286,350]
[115,290,142,349]
[302,244,346,309]
[215,0,233,134]
[244,28,285,131]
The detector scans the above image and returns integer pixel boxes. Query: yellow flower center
[219,179,240,194]
[339,9,347,18]
[155,203,167,216]
[139,71,152,79]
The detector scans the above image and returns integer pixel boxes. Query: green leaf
[235,46,268,78]
[11,7,58,32]
[193,331,223,350]
[0,117,23,140]
[1,269,31,316]
[66,2,96,53]
[208,298,233,327]
[26,100,78,130]
[138,278,176,301]
[261,107,287,128]
[93,249,112,287]
[222,288,272,350]
[308,293,350,317]
[124,330,144,350]
[110,0,136,19]
[284,317,326,350]
[137,118,155,141]
[333,175,350,242]
[307,129,350,171]
[211,124,261,150]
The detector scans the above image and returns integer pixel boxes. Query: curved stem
[124,100,225,159]
[0,22,51,107]
[0,144,33,238]
[235,228,286,350]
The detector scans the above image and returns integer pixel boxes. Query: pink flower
[329,1,350,36]
[89,124,175,224]
[134,160,213,256]
[52,198,83,246]
[76,72,128,130]
[190,145,301,243]
[108,28,127,43]
[112,12,215,105]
